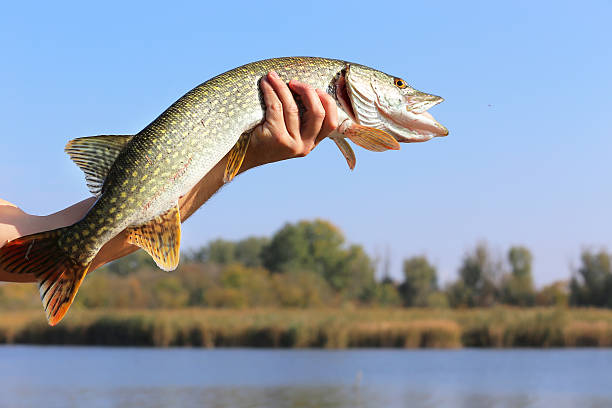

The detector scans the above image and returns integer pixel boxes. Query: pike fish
[0,57,448,325]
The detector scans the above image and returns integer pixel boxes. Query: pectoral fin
[224,131,251,183]
[331,136,356,170]
[343,124,400,152]
[127,204,181,271]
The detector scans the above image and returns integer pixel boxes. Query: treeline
[0,219,609,310]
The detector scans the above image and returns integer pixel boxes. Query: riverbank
[2,307,612,348]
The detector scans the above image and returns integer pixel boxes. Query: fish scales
[62,57,347,265]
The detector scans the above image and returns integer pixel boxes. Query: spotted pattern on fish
[61,57,348,265]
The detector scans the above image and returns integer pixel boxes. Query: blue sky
[1,1,610,286]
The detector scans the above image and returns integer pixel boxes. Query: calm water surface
[1,346,611,408]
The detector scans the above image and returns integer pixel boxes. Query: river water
[1,346,611,407]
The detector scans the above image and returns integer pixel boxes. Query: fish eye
[394,78,407,89]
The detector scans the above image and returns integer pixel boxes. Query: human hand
[240,70,339,171]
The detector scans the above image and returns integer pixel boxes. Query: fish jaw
[343,64,448,143]
[378,104,449,143]
[404,91,444,114]
[373,87,449,143]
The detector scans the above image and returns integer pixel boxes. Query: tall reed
[2,307,612,348]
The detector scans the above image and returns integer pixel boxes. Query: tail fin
[0,228,91,325]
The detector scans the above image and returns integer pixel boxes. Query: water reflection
[3,347,612,408]
[7,385,612,408]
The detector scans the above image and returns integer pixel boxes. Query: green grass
[3,307,612,348]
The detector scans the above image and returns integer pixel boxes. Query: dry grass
[563,321,612,347]
[2,307,612,348]
[346,320,461,348]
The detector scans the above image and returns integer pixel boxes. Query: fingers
[259,76,284,138]
[266,71,300,137]
[289,80,324,149]
[315,89,339,145]
[252,72,339,166]
[288,81,339,148]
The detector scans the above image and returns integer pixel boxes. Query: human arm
[0,72,338,283]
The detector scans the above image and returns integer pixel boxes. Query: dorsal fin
[65,135,133,196]
[126,204,181,271]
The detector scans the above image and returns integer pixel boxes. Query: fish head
[336,64,448,143]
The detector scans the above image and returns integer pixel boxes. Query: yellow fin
[0,228,91,326]
[127,204,181,271]
[344,124,400,152]
[331,136,356,170]
[65,135,133,196]
[40,262,90,326]
[224,131,251,183]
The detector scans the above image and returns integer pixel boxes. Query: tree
[569,249,612,307]
[261,220,374,299]
[234,237,268,267]
[372,279,402,307]
[508,246,532,279]
[399,256,438,307]
[447,242,501,307]
[174,263,220,307]
[103,250,156,275]
[218,264,275,307]
[334,245,376,299]
[262,219,345,274]
[187,236,268,267]
[271,270,333,307]
[153,275,189,308]
[536,281,568,307]
[501,246,535,306]
[188,238,236,264]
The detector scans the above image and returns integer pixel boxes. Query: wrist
[238,141,274,174]
[238,153,258,174]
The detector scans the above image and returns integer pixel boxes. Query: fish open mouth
[399,93,449,140]
[336,71,448,143]
[381,107,449,143]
